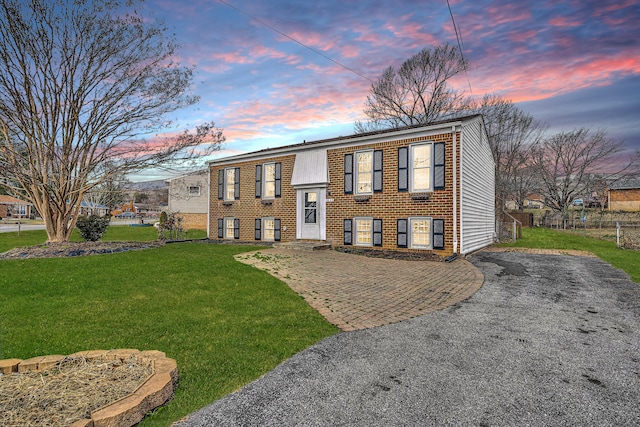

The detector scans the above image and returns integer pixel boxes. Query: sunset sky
[139,0,639,180]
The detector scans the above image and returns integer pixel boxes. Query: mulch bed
[0,355,153,426]
[0,241,163,260]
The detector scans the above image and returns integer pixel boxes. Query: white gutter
[452,125,458,254]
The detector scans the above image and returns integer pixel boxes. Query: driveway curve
[178,251,640,426]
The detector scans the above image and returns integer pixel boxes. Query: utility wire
[217,0,374,84]
[446,0,473,94]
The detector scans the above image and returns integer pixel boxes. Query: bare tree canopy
[355,43,469,133]
[468,94,546,209]
[530,128,639,217]
[0,0,224,242]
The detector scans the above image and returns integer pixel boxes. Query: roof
[609,179,640,190]
[80,200,109,209]
[165,169,208,183]
[0,195,32,205]
[210,114,483,165]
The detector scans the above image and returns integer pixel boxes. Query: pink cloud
[548,16,584,27]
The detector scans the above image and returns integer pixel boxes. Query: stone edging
[0,349,178,427]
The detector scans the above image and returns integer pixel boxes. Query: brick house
[208,115,495,257]
[608,180,640,211]
[0,195,32,219]
[166,170,209,230]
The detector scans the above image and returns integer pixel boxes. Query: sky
[135,0,640,181]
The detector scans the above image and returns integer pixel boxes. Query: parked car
[573,198,584,206]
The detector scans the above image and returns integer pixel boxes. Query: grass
[497,227,640,284]
[0,225,207,253]
[0,232,338,426]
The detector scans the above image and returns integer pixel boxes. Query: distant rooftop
[610,180,640,190]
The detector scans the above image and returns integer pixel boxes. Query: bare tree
[530,128,639,221]
[355,44,469,133]
[0,0,224,242]
[469,94,546,209]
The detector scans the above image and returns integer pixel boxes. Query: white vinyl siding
[355,217,373,246]
[355,150,373,195]
[459,117,495,254]
[410,143,432,192]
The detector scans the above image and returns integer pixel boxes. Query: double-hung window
[410,217,431,249]
[255,162,281,199]
[188,186,200,196]
[398,142,445,192]
[355,217,373,246]
[411,144,432,192]
[218,217,239,240]
[263,163,276,199]
[263,217,275,241]
[218,167,240,201]
[355,151,373,195]
[397,217,445,250]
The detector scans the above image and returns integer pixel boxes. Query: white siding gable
[291,149,329,187]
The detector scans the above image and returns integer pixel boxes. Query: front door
[297,188,325,240]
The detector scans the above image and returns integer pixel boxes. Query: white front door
[297,188,325,240]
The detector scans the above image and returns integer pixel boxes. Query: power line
[446,0,473,94]
[217,0,374,84]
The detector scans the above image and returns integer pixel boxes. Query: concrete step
[272,241,331,251]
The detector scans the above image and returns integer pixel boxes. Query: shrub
[76,215,110,242]
[157,211,185,241]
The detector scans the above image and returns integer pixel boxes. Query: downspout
[452,125,458,255]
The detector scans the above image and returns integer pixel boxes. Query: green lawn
[0,225,207,253]
[497,227,640,284]
[0,233,338,426]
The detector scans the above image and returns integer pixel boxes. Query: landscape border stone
[0,349,178,427]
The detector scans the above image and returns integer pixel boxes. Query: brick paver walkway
[235,249,484,331]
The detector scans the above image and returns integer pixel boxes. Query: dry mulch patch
[0,355,153,426]
[0,241,163,260]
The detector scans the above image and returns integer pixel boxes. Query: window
[224,217,235,239]
[255,218,281,241]
[355,217,373,246]
[411,143,432,192]
[305,191,317,224]
[344,150,383,195]
[263,163,276,199]
[218,167,240,201]
[188,186,200,196]
[397,217,445,250]
[255,163,281,199]
[409,217,431,249]
[263,217,275,241]
[225,169,235,201]
[398,142,445,192]
[355,150,373,194]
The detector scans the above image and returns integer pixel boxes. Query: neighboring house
[608,180,640,211]
[79,200,109,217]
[166,170,209,230]
[0,195,32,219]
[208,115,494,257]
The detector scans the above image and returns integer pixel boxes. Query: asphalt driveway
[177,251,640,426]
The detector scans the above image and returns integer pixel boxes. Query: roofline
[209,115,482,166]
[165,169,209,183]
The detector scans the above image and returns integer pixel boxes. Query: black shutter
[274,218,281,241]
[217,170,224,200]
[275,163,282,198]
[234,168,240,200]
[434,142,445,190]
[344,219,352,245]
[217,218,223,238]
[255,218,261,240]
[433,219,445,250]
[398,147,408,191]
[397,219,407,248]
[344,154,353,194]
[233,218,240,239]
[255,165,262,198]
[373,219,382,247]
[373,150,383,192]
